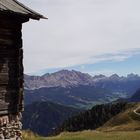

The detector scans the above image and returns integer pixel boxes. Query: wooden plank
[3,83,20,88]
[0,45,22,50]
[0,49,18,52]
[0,101,9,111]
[0,64,19,72]
[0,65,8,73]
[0,43,22,49]
[0,19,22,30]
[0,74,9,84]
[0,88,19,92]
[0,28,21,36]
[0,86,19,91]
[0,63,8,67]
[0,51,20,58]
[0,57,19,62]
[0,93,5,100]
[0,73,8,77]
[0,51,20,56]
[0,38,15,46]
[0,34,21,41]
[0,78,21,84]
[0,38,22,46]
[0,110,9,115]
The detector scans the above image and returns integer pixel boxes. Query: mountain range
[24,70,140,93]
[24,70,140,108]
[24,70,92,89]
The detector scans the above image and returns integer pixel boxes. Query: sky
[19,0,140,76]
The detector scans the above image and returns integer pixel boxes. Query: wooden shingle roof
[0,0,47,20]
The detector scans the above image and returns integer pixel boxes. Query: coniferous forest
[55,102,126,134]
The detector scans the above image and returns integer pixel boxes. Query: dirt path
[133,106,140,116]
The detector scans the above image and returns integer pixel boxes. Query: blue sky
[19,0,140,76]
[34,52,140,76]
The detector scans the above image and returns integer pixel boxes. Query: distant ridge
[24,70,140,91]
[24,70,93,89]
[116,88,140,103]
[24,70,140,109]
[130,88,140,102]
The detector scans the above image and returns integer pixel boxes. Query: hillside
[55,102,140,134]
[22,101,80,136]
[98,102,140,131]
[55,102,127,134]
[130,89,140,102]
[22,102,140,140]
[115,89,140,103]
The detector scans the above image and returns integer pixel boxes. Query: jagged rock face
[0,114,22,140]
[24,70,93,89]
[24,70,140,95]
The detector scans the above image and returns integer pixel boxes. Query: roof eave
[27,14,48,20]
[13,0,48,20]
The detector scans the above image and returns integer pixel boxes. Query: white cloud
[87,70,115,76]
[19,0,140,73]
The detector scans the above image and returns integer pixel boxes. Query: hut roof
[0,0,47,20]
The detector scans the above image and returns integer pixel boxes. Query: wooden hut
[0,0,46,139]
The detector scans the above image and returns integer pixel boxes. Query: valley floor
[23,130,140,140]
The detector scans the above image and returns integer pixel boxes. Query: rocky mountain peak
[24,70,93,90]
[93,74,106,79]
[127,73,140,80]
[109,74,120,80]
[24,70,140,90]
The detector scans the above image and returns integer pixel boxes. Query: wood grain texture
[0,16,24,115]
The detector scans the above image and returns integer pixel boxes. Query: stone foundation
[0,113,22,140]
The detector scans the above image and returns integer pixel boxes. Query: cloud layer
[20,0,140,73]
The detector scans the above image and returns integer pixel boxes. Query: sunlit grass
[23,130,140,140]
[22,131,46,140]
[46,131,140,140]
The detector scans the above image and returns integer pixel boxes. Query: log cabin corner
[0,0,46,139]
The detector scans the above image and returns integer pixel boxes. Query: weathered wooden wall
[0,15,24,115]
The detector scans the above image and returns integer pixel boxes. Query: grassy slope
[98,102,140,131]
[47,131,140,140]
[23,130,140,140]
[22,131,45,140]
